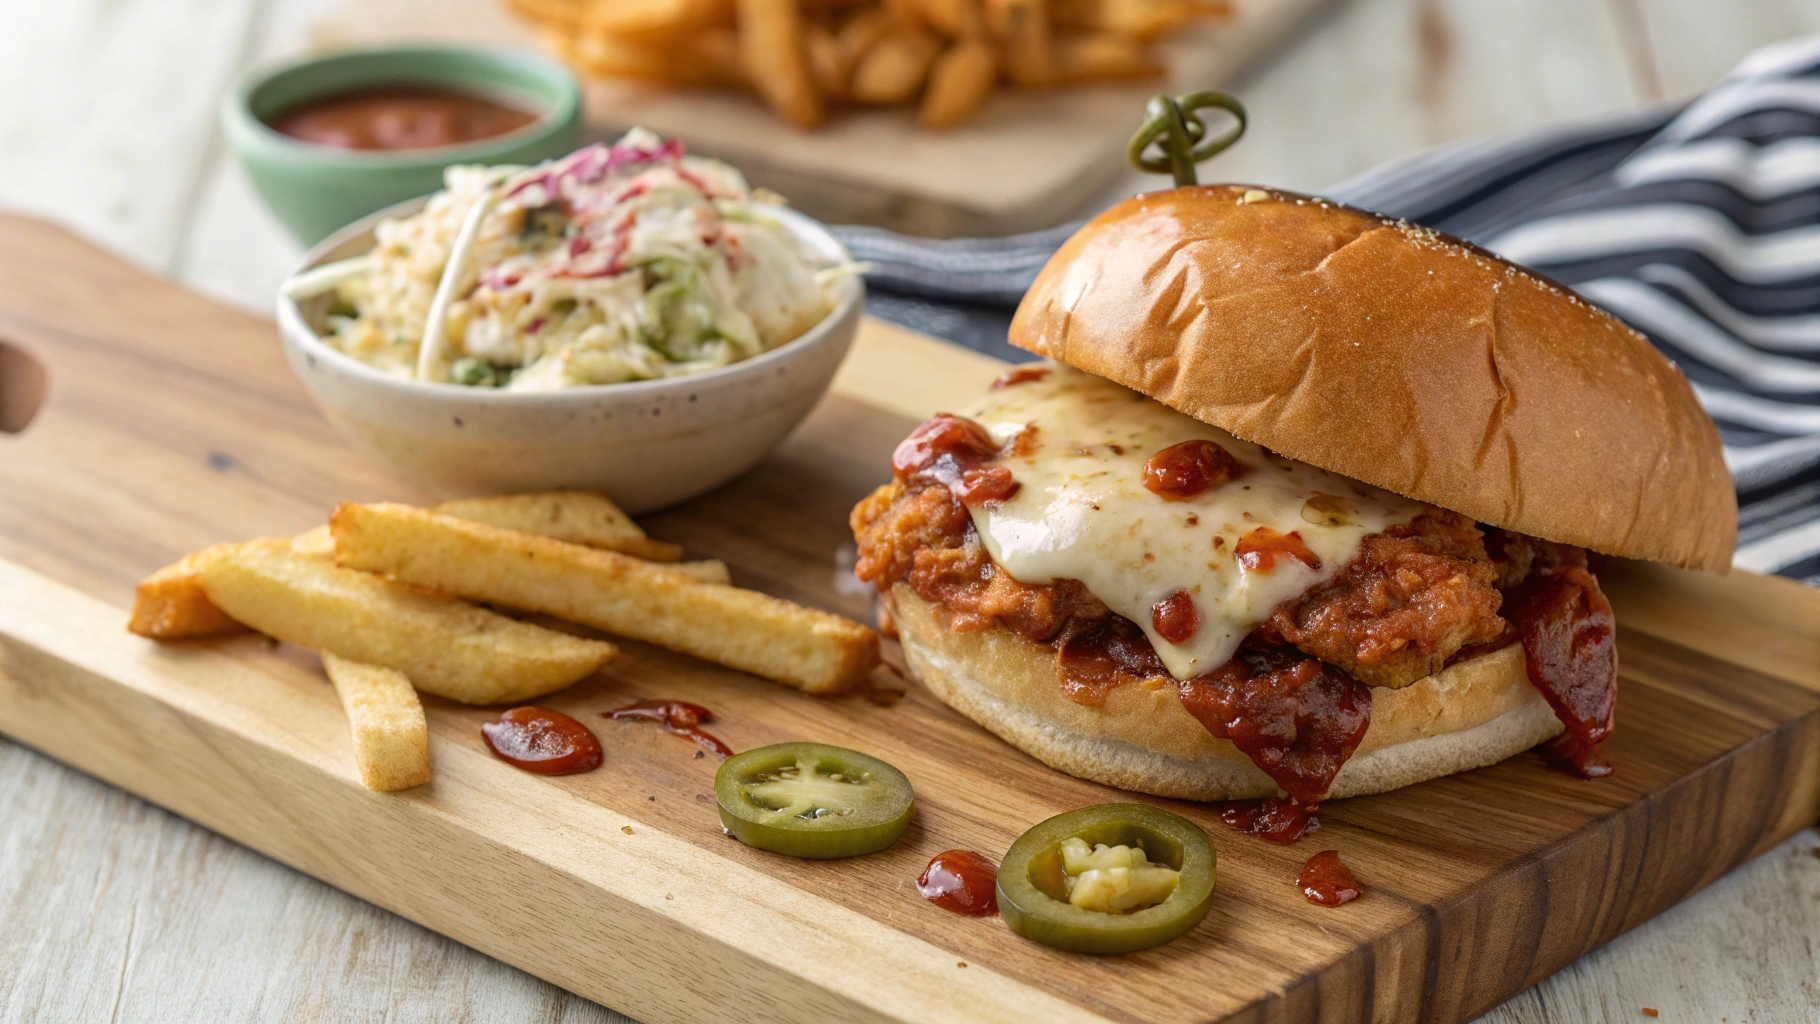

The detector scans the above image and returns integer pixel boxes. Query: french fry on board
[850,26,944,105]
[434,492,683,562]
[738,0,825,128]
[1051,30,1160,81]
[196,540,617,705]
[805,23,852,101]
[984,0,1053,85]
[582,0,733,41]
[323,653,432,792]
[127,546,250,640]
[916,0,985,38]
[836,7,896,64]
[330,503,880,694]
[130,492,688,641]
[919,37,997,128]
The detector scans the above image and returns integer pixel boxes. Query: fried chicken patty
[852,481,1526,691]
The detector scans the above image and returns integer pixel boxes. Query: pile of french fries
[130,492,879,793]
[506,0,1230,129]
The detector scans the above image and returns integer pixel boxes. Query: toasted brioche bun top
[1009,185,1736,571]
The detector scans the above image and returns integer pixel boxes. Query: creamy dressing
[963,364,1424,681]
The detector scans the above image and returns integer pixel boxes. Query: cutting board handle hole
[0,338,47,434]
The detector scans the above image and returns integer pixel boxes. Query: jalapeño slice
[997,803,1216,955]
[715,742,914,859]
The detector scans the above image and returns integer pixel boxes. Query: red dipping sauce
[607,699,732,759]
[1298,849,1362,906]
[917,850,998,915]
[481,707,602,775]
[269,88,540,151]
[1218,797,1320,844]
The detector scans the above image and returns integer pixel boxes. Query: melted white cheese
[964,364,1423,681]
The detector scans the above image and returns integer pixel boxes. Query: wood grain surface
[6,2,1820,1021]
[1,214,1818,1024]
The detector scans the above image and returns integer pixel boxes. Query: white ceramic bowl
[277,198,863,514]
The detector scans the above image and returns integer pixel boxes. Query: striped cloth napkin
[832,35,1820,586]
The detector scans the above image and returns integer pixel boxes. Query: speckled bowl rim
[276,197,865,406]
[224,45,583,172]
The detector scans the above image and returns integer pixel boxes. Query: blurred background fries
[507,0,1229,129]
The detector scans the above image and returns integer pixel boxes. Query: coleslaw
[298,129,844,390]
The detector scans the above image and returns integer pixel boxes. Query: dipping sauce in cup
[268,88,540,152]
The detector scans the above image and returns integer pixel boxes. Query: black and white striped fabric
[833,35,1820,586]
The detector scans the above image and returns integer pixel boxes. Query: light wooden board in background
[310,0,1335,236]
[4,2,1820,1022]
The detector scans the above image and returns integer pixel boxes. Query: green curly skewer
[1126,91,1248,187]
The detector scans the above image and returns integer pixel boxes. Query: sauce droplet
[1142,439,1244,500]
[481,707,602,775]
[606,699,733,759]
[990,365,1050,389]
[1217,797,1319,844]
[1234,527,1322,572]
[1151,588,1200,644]
[917,850,999,915]
[1298,849,1361,906]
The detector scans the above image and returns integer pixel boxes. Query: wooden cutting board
[2,213,1819,1024]
[309,0,1331,236]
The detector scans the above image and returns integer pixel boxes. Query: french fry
[916,0,984,37]
[690,26,751,88]
[919,37,997,127]
[1051,0,1227,40]
[837,6,895,63]
[850,26,944,104]
[673,559,734,584]
[571,30,686,82]
[805,22,852,101]
[1052,30,1160,81]
[984,0,1054,85]
[127,546,249,640]
[738,0,825,128]
[323,653,432,792]
[330,503,879,694]
[196,540,616,705]
[506,0,590,27]
[582,0,732,41]
[435,492,683,562]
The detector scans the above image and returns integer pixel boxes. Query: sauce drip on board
[269,88,540,151]
[606,699,733,759]
[1298,849,1361,906]
[481,707,603,775]
[1217,797,1320,844]
[917,850,999,915]
[1504,564,1617,777]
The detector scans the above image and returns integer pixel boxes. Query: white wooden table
[2,1,1818,1020]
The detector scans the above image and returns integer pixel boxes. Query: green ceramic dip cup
[223,45,582,244]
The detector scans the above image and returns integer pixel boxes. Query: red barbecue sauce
[892,413,1020,505]
[1503,565,1617,778]
[1234,527,1322,572]
[481,707,602,775]
[991,365,1051,389]
[1298,849,1362,906]
[269,88,539,151]
[917,850,999,915]
[607,700,733,759]
[1142,439,1244,499]
[1151,589,1200,644]
[1219,797,1320,844]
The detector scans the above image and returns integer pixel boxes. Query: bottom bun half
[891,586,1562,801]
